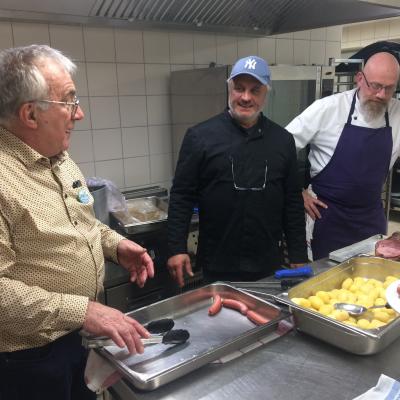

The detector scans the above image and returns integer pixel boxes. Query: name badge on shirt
[77,188,90,204]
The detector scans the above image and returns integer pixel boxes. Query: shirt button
[74,221,78,226]
[64,193,68,199]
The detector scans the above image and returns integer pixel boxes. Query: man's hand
[83,301,150,354]
[117,239,154,288]
[302,189,327,220]
[167,254,193,288]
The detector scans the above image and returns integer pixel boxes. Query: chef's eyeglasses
[361,71,396,94]
[35,95,80,118]
[230,157,267,191]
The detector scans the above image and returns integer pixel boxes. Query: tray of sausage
[96,283,289,391]
[276,256,400,355]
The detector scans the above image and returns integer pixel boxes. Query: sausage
[208,294,222,316]
[222,298,248,315]
[397,284,400,296]
[246,310,270,325]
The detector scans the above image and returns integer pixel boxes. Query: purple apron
[311,92,392,260]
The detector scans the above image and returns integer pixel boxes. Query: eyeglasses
[36,96,80,118]
[361,71,396,94]
[230,156,267,191]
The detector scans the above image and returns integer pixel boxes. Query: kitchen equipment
[334,302,390,315]
[276,256,400,355]
[88,185,109,225]
[274,266,313,279]
[82,329,190,349]
[386,280,400,313]
[328,234,385,262]
[95,283,289,391]
[227,279,304,290]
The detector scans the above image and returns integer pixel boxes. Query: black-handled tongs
[227,279,304,290]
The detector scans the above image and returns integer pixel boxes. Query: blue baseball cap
[229,56,271,86]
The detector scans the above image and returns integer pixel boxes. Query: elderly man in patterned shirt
[0,45,154,400]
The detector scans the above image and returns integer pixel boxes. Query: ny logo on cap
[244,58,257,70]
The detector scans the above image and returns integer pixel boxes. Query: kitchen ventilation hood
[0,0,400,36]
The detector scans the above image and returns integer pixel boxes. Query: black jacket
[168,110,307,275]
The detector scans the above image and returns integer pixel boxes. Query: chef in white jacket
[286,51,400,260]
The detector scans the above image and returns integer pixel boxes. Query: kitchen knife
[274,265,313,279]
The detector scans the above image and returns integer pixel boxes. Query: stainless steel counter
[109,258,400,400]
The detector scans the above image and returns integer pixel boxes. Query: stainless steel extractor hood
[0,0,400,36]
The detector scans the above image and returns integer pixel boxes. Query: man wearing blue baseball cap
[167,56,308,286]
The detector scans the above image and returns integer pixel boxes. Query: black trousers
[0,330,96,400]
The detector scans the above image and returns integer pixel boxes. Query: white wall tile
[122,126,149,157]
[149,125,172,155]
[389,19,400,38]
[115,29,143,63]
[170,32,194,64]
[119,96,147,127]
[274,32,293,39]
[293,40,310,65]
[12,22,50,46]
[150,153,173,183]
[326,26,342,42]
[74,62,89,97]
[69,130,93,163]
[145,64,171,95]
[237,38,258,59]
[347,25,361,42]
[0,22,12,50]
[84,27,115,62]
[49,25,85,61]
[360,38,375,48]
[74,97,92,131]
[310,28,326,41]
[89,97,120,129]
[117,63,146,95]
[147,95,171,125]
[86,63,118,96]
[325,41,341,64]
[216,35,237,65]
[95,159,125,188]
[276,39,293,64]
[143,31,170,63]
[360,24,374,40]
[375,20,390,39]
[78,162,95,179]
[93,128,123,161]
[171,64,194,72]
[310,41,326,65]
[124,156,150,187]
[194,34,217,65]
[258,37,276,64]
[293,30,311,40]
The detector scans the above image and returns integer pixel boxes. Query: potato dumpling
[319,304,333,315]
[331,309,349,321]
[374,297,386,306]
[341,277,353,290]
[357,319,370,329]
[369,319,386,329]
[373,311,390,323]
[291,297,311,308]
[309,295,324,310]
[315,290,330,303]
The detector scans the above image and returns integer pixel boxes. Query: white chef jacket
[286,88,400,178]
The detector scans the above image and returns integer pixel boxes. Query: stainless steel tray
[111,196,168,234]
[97,283,289,391]
[276,256,400,355]
[328,234,385,262]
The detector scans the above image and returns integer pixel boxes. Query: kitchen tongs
[226,279,304,290]
[82,329,190,349]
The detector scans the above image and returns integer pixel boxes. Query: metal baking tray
[97,283,289,391]
[328,234,385,262]
[276,256,400,355]
[111,196,168,234]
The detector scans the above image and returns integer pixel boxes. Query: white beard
[360,98,387,120]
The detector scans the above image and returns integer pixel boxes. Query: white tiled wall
[0,21,342,191]
[342,17,400,54]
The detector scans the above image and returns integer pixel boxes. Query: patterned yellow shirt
[0,127,125,351]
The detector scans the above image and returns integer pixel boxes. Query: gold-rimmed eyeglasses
[36,96,80,118]
[361,71,396,94]
[230,156,267,191]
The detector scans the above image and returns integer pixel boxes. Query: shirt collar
[225,109,265,139]
[0,127,68,169]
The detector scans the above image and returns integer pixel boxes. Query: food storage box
[277,256,400,355]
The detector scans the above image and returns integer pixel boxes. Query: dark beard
[361,99,387,120]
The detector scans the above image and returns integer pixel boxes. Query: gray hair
[0,44,76,123]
